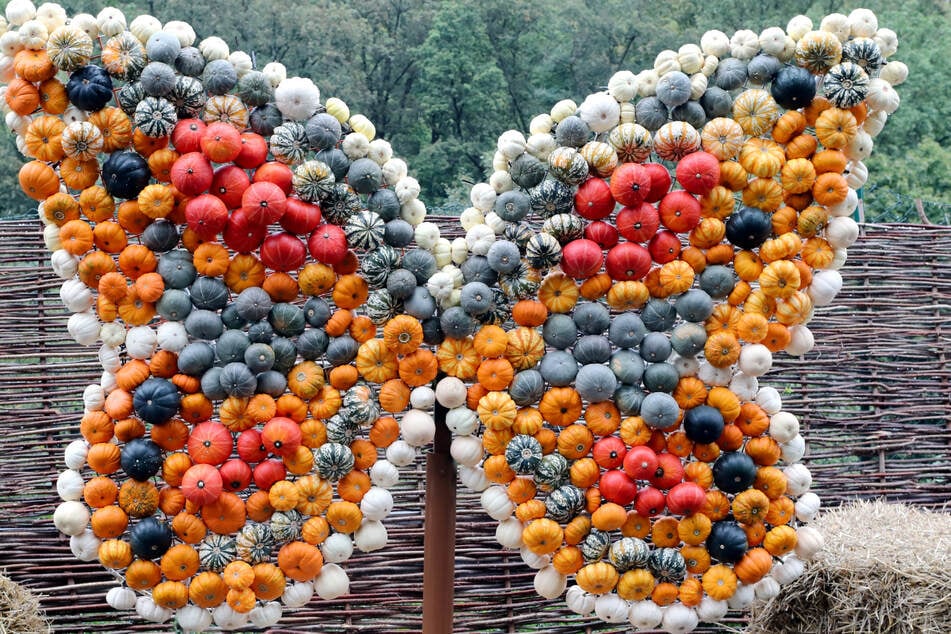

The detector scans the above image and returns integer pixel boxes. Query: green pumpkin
[319,183,363,225]
[609,537,650,572]
[614,384,646,415]
[158,250,197,289]
[326,336,360,367]
[185,309,224,341]
[542,314,578,350]
[218,362,258,398]
[539,350,578,386]
[190,276,230,311]
[505,435,543,474]
[215,330,251,364]
[269,303,306,337]
[176,342,215,376]
[608,312,647,349]
[255,371,286,397]
[573,302,610,335]
[202,59,238,96]
[499,262,539,300]
[642,362,679,393]
[609,350,645,385]
[712,451,757,494]
[575,364,618,403]
[547,146,589,185]
[141,220,180,253]
[529,179,574,218]
[534,454,570,492]
[234,287,273,322]
[325,415,358,445]
[581,529,611,562]
[170,75,206,118]
[641,299,677,332]
[132,378,180,425]
[314,443,355,481]
[699,266,736,300]
[509,153,546,189]
[670,322,708,357]
[134,96,178,138]
[525,233,563,271]
[271,337,297,374]
[345,210,386,251]
[296,329,328,360]
[823,62,870,108]
[347,158,383,195]
[117,81,146,116]
[508,370,545,406]
[244,343,275,373]
[303,297,331,327]
[199,533,237,572]
[365,289,401,325]
[675,290,714,323]
[270,122,310,166]
[543,483,584,521]
[156,289,192,321]
[648,548,687,583]
[342,385,379,426]
[542,213,585,245]
[494,190,531,223]
[572,335,612,365]
[269,510,303,542]
[293,160,337,204]
[236,523,275,564]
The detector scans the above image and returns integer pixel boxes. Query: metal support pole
[422,401,455,634]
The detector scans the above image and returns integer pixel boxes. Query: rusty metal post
[423,401,455,634]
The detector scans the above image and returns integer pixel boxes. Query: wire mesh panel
[0,219,948,633]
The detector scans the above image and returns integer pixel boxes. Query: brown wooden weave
[0,219,948,633]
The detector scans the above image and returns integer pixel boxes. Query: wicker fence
[0,219,949,633]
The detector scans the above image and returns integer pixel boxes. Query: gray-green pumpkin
[203,59,238,96]
[218,362,257,398]
[675,289,714,323]
[403,286,436,320]
[575,363,617,403]
[542,313,577,349]
[190,276,229,311]
[634,96,669,131]
[539,350,579,386]
[236,70,274,107]
[385,269,418,301]
[316,148,351,180]
[747,54,782,84]
[642,362,680,393]
[156,289,192,321]
[134,96,177,138]
[505,435,543,474]
[256,370,287,397]
[553,116,590,149]
[671,100,706,129]
[614,384,646,415]
[234,287,273,322]
[486,240,521,274]
[268,303,305,337]
[509,153,546,189]
[639,332,672,363]
[146,31,181,64]
[402,250,438,285]
[670,322,708,357]
[610,350,645,385]
[699,266,736,299]
[296,329,328,360]
[305,113,342,152]
[270,338,297,374]
[141,220,179,253]
[608,312,647,348]
[369,189,401,222]
[304,297,331,327]
[700,86,733,119]
[220,304,246,330]
[460,255,498,286]
[715,58,748,90]
[244,342,275,373]
[314,443,355,481]
[440,307,477,339]
[508,370,544,406]
[365,289,401,325]
[249,104,284,137]
[573,335,612,365]
[248,320,274,344]
[139,62,177,97]
[177,342,214,376]
[215,329,250,364]
[326,335,360,367]
[384,219,415,248]
[641,298,677,332]
[175,46,206,77]
[460,282,494,316]
[573,301,610,335]
[348,158,383,195]
[656,71,692,108]
[185,309,224,341]
[200,367,227,401]
[494,190,531,222]
[640,392,680,428]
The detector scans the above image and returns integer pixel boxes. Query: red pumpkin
[187,422,233,466]
[675,151,720,196]
[574,177,615,220]
[261,417,302,458]
[617,203,660,243]
[634,485,666,516]
[609,163,652,206]
[260,232,307,272]
[599,469,637,505]
[201,122,242,164]
[253,161,294,195]
[666,481,706,515]
[234,133,269,169]
[642,162,673,202]
[584,220,618,249]
[170,152,214,196]
[181,463,223,506]
[592,436,627,469]
[280,198,322,235]
[252,459,286,491]
[223,207,267,253]
[185,194,229,240]
[648,229,682,264]
[623,445,659,480]
[210,165,250,209]
[241,181,287,226]
[561,239,603,279]
[237,429,267,464]
[171,119,207,154]
[658,190,702,232]
[651,452,685,490]
[218,459,253,493]
[605,242,651,281]
[308,224,348,265]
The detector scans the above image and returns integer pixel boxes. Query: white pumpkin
[794,525,824,559]
[400,198,426,226]
[100,322,126,348]
[314,563,350,600]
[469,182,497,211]
[162,19,195,46]
[738,344,773,377]
[783,463,813,496]
[819,13,850,42]
[68,310,101,345]
[533,565,566,599]
[450,237,469,265]
[426,271,454,302]
[726,582,755,610]
[50,250,78,279]
[229,51,253,78]
[794,491,821,522]
[341,131,370,159]
[367,139,393,165]
[844,160,868,189]
[862,110,888,138]
[754,576,781,600]
[830,247,849,271]
[772,556,806,585]
[874,27,899,58]
[212,604,248,629]
[459,207,484,232]
[466,224,496,256]
[594,594,629,624]
[199,35,229,60]
[274,76,320,121]
[489,170,513,194]
[701,54,719,77]
[808,270,843,307]
[57,469,85,501]
[608,70,638,102]
[497,129,527,160]
[628,600,663,629]
[481,485,515,520]
[492,151,508,172]
[435,377,467,409]
[5,0,36,27]
[671,354,699,378]
[125,325,157,359]
[565,585,595,616]
[82,383,104,411]
[281,581,315,608]
[69,529,100,561]
[321,533,354,564]
[457,465,490,492]
[60,279,92,312]
[64,439,88,469]
[483,211,507,235]
[529,113,554,135]
[526,132,556,160]
[769,412,800,443]
[549,99,577,123]
[128,14,162,45]
[382,157,408,186]
[369,459,400,488]
[879,61,908,86]
[519,545,549,570]
[177,604,213,632]
[100,370,117,393]
[445,406,478,436]
[848,8,878,37]
[677,44,704,74]
[697,362,732,387]
[135,596,172,623]
[780,434,807,464]
[700,29,730,56]
[354,519,387,552]
[689,72,707,101]
[360,487,394,521]
[866,78,900,114]
[755,386,783,414]
[619,101,637,124]
[450,435,483,467]
[844,129,873,162]
[729,29,760,59]
[54,500,89,536]
[785,325,815,356]
[825,217,859,250]
[106,586,137,611]
[349,113,376,141]
[828,187,858,218]
[495,517,523,549]
[401,409,435,447]
[578,92,620,133]
[156,321,188,352]
[7,111,31,136]
[385,440,416,467]
[662,603,699,633]
[653,49,680,75]
[250,600,286,625]
[95,7,126,38]
[758,27,787,56]
[71,13,99,40]
[729,373,759,402]
[695,597,729,621]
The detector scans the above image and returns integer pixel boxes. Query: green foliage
[0,0,946,220]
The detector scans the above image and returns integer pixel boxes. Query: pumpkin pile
[443,10,905,632]
[0,1,456,629]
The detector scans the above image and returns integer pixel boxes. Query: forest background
[1,0,947,221]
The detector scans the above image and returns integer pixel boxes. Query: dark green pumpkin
[244,343,275,373]
[699,266,737,299]
[639,332,672,363]
[402,250,438,285]
[641,362,679,393]
[140,61,177,96]
[675,289,714,323]
[120,438,163,481]
[174,46,206,77]
[508,370,545,406]
[494,190,531,222]
[315,148,351,180]
[539,350,579,386]
[156,289,192,321]
[440,307,477,339]
[133,378,180,425]
[66,65,113,112]
[747,54,782,84]
[634,96,669,131]
[403,287,436,320]
[256,370,287,397]
[234,287,272,322]
[771,65,817,110]
[460,282,494,316]
[368,189,401,222]
[141,220,179,253]
[553,117,590,149]
[215,330,250,364]
[185,309,224,341]
[157,250,197,289]
[509,153,546,189]
[614,384,645,415]
[304,113,342,152]
[670,322,708,357]
[684,405,725,444]
[268,303,305,337]
[713,451,757,494]
[190,277,229,311]
[129,517,173,560]
[707,521,748,563]
[384,219,415,248]
[236,71,274,107]
[505,434,543,474]
[610,350,645,385]
[200,367,227,401]
[700,86,733,119]
[249,104,284,137]
[385,269,418,301]
[460,255,498,286]
[325,336,360,367]
[486,240,521,275]
[102,151,150,200]
[421,317,444,346]
[248,320,274,344]
[202,59,237,96]
[220,304,247,330]
[303,297,331,327]
[641,299,677,332]
[542,314,577,350]
[573,335,612,365]
[347,158,383,195]
[296,329,328,360]
[725,207,772,250]
[573,302,610,335]
[218,363,258,398]
[543,482,584,520]
[176,342,215,376]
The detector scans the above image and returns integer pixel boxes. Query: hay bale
[748,500,951,634]
[0,574,48,634]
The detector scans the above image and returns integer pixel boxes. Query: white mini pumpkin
[769,412,800,443]
[783,463,813,496]
[177,604,213,631]
[261,62,286,88]
[466,224,496,256]
[549,99,577,123]
[125,325,157,359]
[726,582,755,610]
[60,279,93,313]
[772,556,806,585]
[450,237,469,265]
[156,321,188,352]
[697,362,732,387]
[128,14,161,44]
[369,459,400,488]
[497,129,527,160]
[700,29,730,56]
[755,386,783,414]
[53,500,89,536]
[64,439,88,470]
[481,485,515,520]
[754,576,781,601]
[82,383,104,411]
[95,7,126,38]
[628,600,663,629]
[69,529,100,561]
[360,487,394,521]
[848,8,878,37]
[457,465,490,492]
[401,409,435,447]
[105,586,137,611]
[367,139,393,165]
[729,29,760,59]
[489,169,513,194]
[469,182,497,211]
[229,51,253,78]
[274,76,320,121]
[519,545,549,570]
[785,325,815,356]
[874,27,899,58]
[578,92,620,133]
[50,250,77,279]
[354,520,387,552]
[608,70,638,102]
[695,597,729,621]
[385,440,417,467]
[382,158,408,186]
[199,36,229,60]
[483,211,507,235]
[780,434,807,464]
[653,49,680,76]
[729,373,759,402]
[67,310,101,346]
[826,216,859,249]
[437,377,468,409]
[595,593,629,624]
[43,223,62,252]
[281,581,315,608]
[759,27,787,56]
[794,491,821,522]
[529,113,554,135]
[844,160,868,189]
[212,604,248,629]
[459,208,484,232]
[879,61,908,86]
[450,435,483,467]
[314,563,350,600]
[533,565,566,600]
[819,12,851,42]
[400,198,426,226]
[162,19,195,46]
[794,525,824,559]
[321,532,354,563]
[100,322,125,348]
[409,387,435,410]
[662,603,699,633]
[738,344,773,377]
[565,585,596,616]
[495,517,523,549]
[526,132,556,160]
[5,0,36,27]
[57,468,84,501]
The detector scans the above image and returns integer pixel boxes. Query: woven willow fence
[0,219,948,633]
